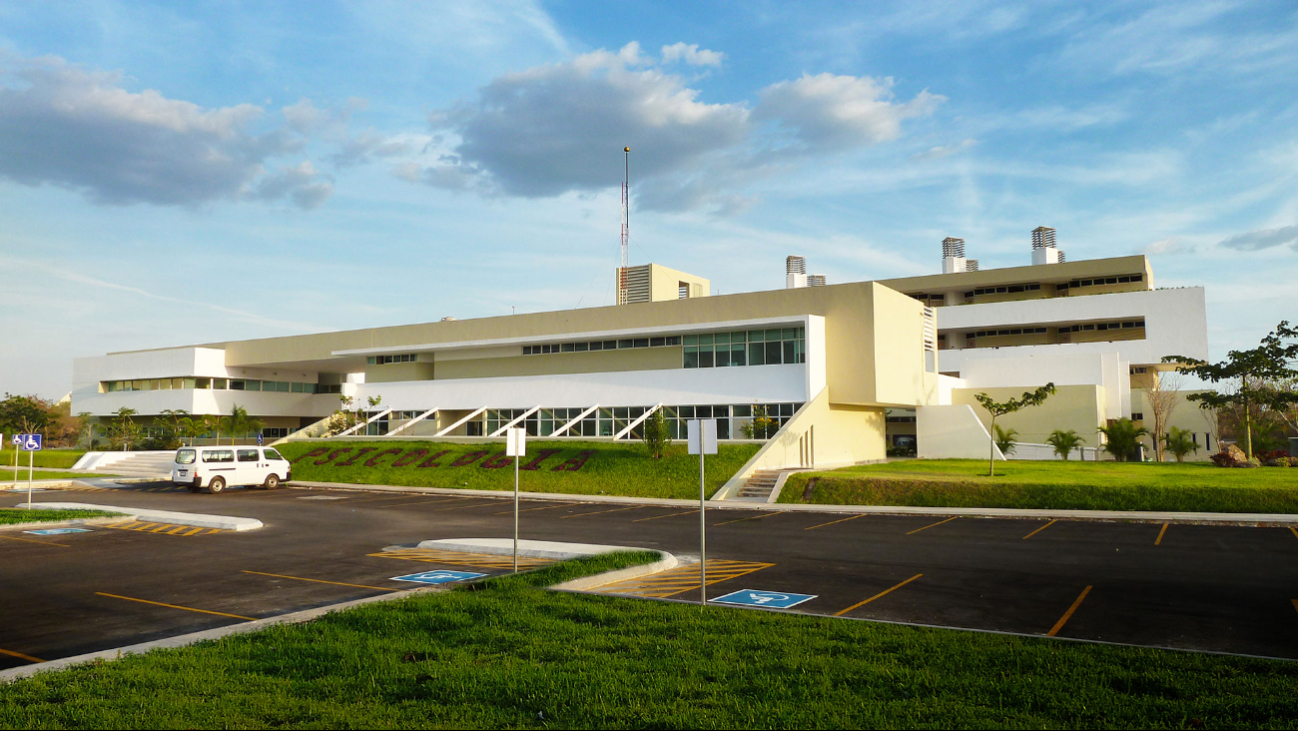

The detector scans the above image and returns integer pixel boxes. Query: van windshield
[176,449,196,465]
[263,449,284,461]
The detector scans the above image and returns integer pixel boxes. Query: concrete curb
[0,515,129,532]
[15,502,264,531]
[0,480,74,491]
[416,537,661,560]
[289,480,1298,526]
[0,585,445,684]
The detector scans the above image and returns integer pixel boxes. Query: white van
[172,446,292,494]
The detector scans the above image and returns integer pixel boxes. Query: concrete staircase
[78,451,177,479]
[734,469,783,501]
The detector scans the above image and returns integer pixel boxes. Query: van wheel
[264,474,280,490]
[206,476,226,494]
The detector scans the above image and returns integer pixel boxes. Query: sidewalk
[289,479,1298,526]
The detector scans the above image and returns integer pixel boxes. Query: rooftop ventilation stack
[1031,226,1064,265]
[942,237,974,274]
[786,255,807,289]
[807,274,826,287]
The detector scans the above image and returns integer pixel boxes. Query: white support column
[614,403,662,441]
[489,406,541,437]
[386,407,438,436]
[434,407,486,437]
[550,405,599,437]
[336,408,393,437]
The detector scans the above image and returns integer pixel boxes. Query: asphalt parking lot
[3,480,1298,670]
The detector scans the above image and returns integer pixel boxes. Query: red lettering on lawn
[480,452,512,469]
[450,451,489,467]
[365,448,404,467]
[316,448,352,465]
[417,450,451,468]
[392,449,429,468]
[292,447,329,464]
[520,449,561,471]
[337,448,376,466]
[551,451,594,472]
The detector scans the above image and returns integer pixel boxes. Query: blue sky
[0,1,1295,398]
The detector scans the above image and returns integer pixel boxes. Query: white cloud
[755,73,943,150]
[250,161,334,210]
[1140,236,1197,256]
[0,55,330,209]
[661,43,725,67]
[1219,224,1298,252]
[912,139,977,161]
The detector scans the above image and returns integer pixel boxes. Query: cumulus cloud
[404,44,936,212]
[249,161,334,210]
[912,138,977,161]
[1219,225,1298,252]
[755,73,943,150]
[0,55,330,209]
[329,130,411,168]
[661,43,724,66]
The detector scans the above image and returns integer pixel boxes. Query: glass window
[783,328,797,339]
[715,348,731,367]
[749,343,765,366]
[213,379,228,390]
[291,382,305,393]
[730,331,746,343]
[230,380,245,391]
[561,343,575,353]
[367,356,376,365]
[678,406,695,418]
[263,449,284,461]
[575,342,588,352]
[749,330,765,342]
[175,449,196,465]
[604,340,618,350]
[732,405,752,417]
[665,336,681,346]
[783,340,797,364]
[766,341,783,365]
[203,450,234,463]
[731,344,746,366]
[683,348,699,368]
[195,378,210,389]
[277,381,291,392]
[699,333,713,346]
[588,341,602,351]
[618,339,633,349]
[684,334,699,346]
[715,333,730,345]
[650,337,665,347]
[237,449,259,463]
[699,348,714,368]
[245,380,261,392]
[633,338,649,348]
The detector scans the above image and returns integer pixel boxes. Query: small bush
[1210,452,1239,468]
[1258,449,1290,463]
[1241,457,1262,468]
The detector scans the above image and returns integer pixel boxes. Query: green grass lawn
[0,470,106,483]
[0,449,86,470]
[0,508,123,525]
[780,458,1298,513]
[4,552,1298,729]
[277,440,759,500]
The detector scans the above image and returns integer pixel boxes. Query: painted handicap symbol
[391,570,487,585]
[712,589,818,609]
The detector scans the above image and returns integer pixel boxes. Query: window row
[524,336,682,356]
[964,283,1042,298]
[102,378,337,394]
[968,326,1050,338]
[683,327,807,369]
[1060,319,1144,333]
[367,354,418,365]
[1057,274,1142,291]
[468,403,803,441]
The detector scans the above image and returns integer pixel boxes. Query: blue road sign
[391,570,487,585]
[257,434,264,446]
[18,434,42,451]
[24,528,90,536]
[711,589,818,609]
[11,434,21,445]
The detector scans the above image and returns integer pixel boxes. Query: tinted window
[237,449,259,462]
[203,450,234,463]
[263,449,284,461]
[175,449,196,465]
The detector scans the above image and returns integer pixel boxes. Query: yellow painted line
[181,527,204,536]
[1155,523,1169,546]
[907,516,957,535]
[714,511,787,527]
[150,524,179,533]
[560,506,643,519]
[1291,598,1298,614]
[243,570,399,592]
[165,525,191,535]
[1023,519,1057,540]
[833,574,923,616]
[494,503,574,515]
[95,592,255,621]
[1290,527,1298,541]
[133,523,160,531]
[805,514,867,531]
[0,647,44,664]
[633,509,698,523]
[0,534,70,548]
[1047,585,1093,637]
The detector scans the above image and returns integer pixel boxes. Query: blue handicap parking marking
[711,589,818,609]
[391,570,488,585]
[24,528,91,536]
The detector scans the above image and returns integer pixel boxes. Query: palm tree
[204,414,225,446]
[1097,418,1152,462]
[993,424,1018,458]
[1045,429,1085,460]
[1163,427,1200,463]
[228,405,263,445]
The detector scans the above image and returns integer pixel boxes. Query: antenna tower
[618,146,630,304]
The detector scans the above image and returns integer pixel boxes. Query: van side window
[237,449,259,462]
[203,450,234,463]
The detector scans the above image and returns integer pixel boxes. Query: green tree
[993,425,1018,457]
[1046,429,1085,460]
[740,405,778,440]
[0,393,53,438]
[1098,418,1151,462]
[205,414,226,446]
[1166,321,1298,460]
[641,408,673,459]
[108,407,141,451]
[1163,426,1199,463]
[228,405,263,444]
[974,384,1056,476]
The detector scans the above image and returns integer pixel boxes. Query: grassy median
[0,449,86,470]
[3,551,1298,728]
[278,440,759,500]
[0,508,122,525]
[780,459,1298,513]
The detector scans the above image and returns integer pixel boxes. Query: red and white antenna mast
[618,146,630,304]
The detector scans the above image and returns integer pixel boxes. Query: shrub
[1098,418,1151,462]
[1242,457,1262,468]
[1258,449,1290,463]
[1162,426,1199,463]
[641,409,672,459]
[994,425,1018,457]
[1045,429,1084,460]
[1210,451,1238,468]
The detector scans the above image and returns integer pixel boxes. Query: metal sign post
[687,419,718,605]
[506,427,526,573]
[9,434,18,487]
[19,434,42,509]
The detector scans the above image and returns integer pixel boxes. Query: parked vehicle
[172,446,291,494]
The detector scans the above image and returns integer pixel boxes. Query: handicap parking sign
[391,570,487,585]
[711,589,818,609]
[24,528,90,536]
[17,434,42,451]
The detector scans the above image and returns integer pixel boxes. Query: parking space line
[1292,599,1298,615]
[1155,523,1169,546]
[833,574,923,616]
[907,516,957,535]
[0,534,71,547]
[95,592,255,621]
[1047,585,1093,637]
[1288,527,1297,541]
[560,506,643,520]
[243,570,400,592]
[1023,519,1057,540]
[632,509,698,523]
[494,503,575,515]
[351,494,465,505]
[805,514,866,531]
[715,511,787,527]
[0,647,44,664]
